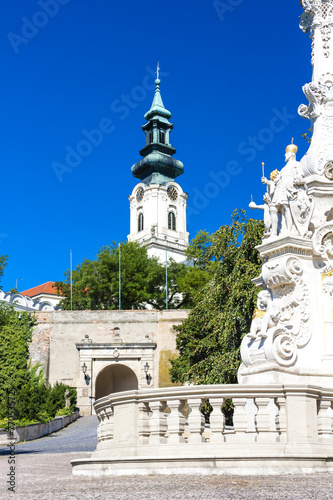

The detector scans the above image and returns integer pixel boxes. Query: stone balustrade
[71,384,333,476]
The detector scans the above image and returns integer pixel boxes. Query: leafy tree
[185,230,213,270]
[170,210,264,385]
[0,301,76,426]
[0,255,8,288]
[0,257,77,426]
[0,303,36,399]
[55,241,203,310]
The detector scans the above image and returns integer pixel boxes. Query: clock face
[136,187,144,202]
[167,186,178,201]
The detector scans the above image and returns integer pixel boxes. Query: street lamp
[144,362,152,385]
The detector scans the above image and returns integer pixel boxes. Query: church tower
[127,70,189,262]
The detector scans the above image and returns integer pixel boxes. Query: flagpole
[119,243,121,310]
[165,247,168,310]
[70,249,73,311]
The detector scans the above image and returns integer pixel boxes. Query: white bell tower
[127,69,189,262]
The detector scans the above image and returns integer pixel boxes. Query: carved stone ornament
[264,328,298,367]
[288,182,314,237]
[246,257,311,350]
[240,253,311,374]
[299,75,333,175]
[300,1,333,58]
[261,256,311,348]
[324,161,333,179]
[299,77,333,122]
[312,222,333,258]
[322,268,333,297]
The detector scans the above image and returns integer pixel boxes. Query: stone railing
[71,384,333,476]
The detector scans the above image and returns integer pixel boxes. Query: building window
[159,130,165,144]
[138,213,144,232]
[149,130,154,143]
[168,212,176,231]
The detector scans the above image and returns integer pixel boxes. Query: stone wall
[30,310,188,414]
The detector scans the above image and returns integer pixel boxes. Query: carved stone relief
[324,161,333,179]
[300,0,333,58]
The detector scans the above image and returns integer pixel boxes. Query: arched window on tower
[149,130,154,144]
[138,213,144,232]
[159,130,165,144]
[168,211,176,231]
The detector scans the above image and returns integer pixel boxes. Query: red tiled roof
[21,281,61,297]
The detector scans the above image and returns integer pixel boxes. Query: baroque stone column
[239,1,333,388]
[299,0,333,177]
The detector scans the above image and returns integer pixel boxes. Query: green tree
[0,257,77,426]
[0,303,36,399]
[170,210,264,385]
[55,241,201,310]
[0,255,8,288]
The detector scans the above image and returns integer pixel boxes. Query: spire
[144,76,172,121]
[131,66,184,185]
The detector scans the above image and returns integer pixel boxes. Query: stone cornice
[76,342,157,349]
[256,236,313,260]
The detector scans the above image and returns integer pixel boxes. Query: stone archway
[95,363,138,400]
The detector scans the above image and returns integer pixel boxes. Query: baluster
[187,397,205,444]
[230,397,247,442]
[209,397,225,444]
[317,398,333,441]
[138,401,150,445]
[166,399,186,444]
[148,400,167,445]
[244,398,258,438]
[276,396,287,442]
[255,398,278,442]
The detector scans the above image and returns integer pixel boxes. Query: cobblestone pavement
[0,451,332,500]
[0,417,332,499]
[0,415,98,455]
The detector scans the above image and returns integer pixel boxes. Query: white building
[0,281,60,312]
[128,73,189,262]
[21,281,62,309]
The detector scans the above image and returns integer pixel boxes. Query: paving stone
[0,415,332,499]
[1,451,332,500]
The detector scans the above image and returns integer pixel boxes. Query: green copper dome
[131,74,184,185]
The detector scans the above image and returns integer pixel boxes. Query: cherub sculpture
[247,290,280,340]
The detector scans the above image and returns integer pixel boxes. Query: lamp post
[144,362,152,385]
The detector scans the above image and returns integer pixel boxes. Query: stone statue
[249,191,272,236]
[261,142,300,237]
[239,1,333,388]
[247,290,280,340]
[64,389,71,408]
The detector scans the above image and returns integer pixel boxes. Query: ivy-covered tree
[170,210,264,385]
[0,303,35,399]
[55,241,204,310]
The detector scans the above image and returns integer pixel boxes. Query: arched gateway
[95,364,138,400]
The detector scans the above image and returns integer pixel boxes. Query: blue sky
[0,0,311,292]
